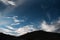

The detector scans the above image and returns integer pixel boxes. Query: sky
[0,0,60,37]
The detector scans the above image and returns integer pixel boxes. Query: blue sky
[10,0,60,22]
[0,0,60,37]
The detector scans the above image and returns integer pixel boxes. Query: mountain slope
[0,30,60,40]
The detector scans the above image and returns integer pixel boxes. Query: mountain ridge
[0,30,60,40]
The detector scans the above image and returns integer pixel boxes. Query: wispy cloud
[40,21,57,32]
[5,16,24,26]
[0,0,16,6]
[0,24,37,36]
[0,16,37,37]
[40,19,60,33]
[8,1,16,6]
[0,16,26,36]
[5,25,14,30]
[15,25,37,36]
[0,28,12,33]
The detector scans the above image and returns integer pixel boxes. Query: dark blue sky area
[8,0,60,24]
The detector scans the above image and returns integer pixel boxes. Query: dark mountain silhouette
[0,30,60,40]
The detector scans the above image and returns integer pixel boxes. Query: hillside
[0,30,60,40]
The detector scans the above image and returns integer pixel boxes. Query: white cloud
[5,16,24,26]
[0,16,37,37]
[0,16,25,36]
[0,24,37,37]
[14,19,20,23]
[11,23,20,25]
[40,19,60,33]
[40,21,57,32]
[0,28,18,36]
[0,0,16,6]
[10,16,24,25]
[0,28,12,33]
[5,25,14,30]
[8,1,16,6]
[13,16,20,23]
[15,25,37,36]
[0,0,8,5]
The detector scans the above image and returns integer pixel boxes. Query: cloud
[0,24,37,36]
[0,28,18,36]
[0,28,12,33]
[0,16,37,36]
[0,0,16,6]
[11,16,24,25]
[5,25,14,30]
[0,0,8,5]
[1,0,26,16]
[15,25,37,36]
[5,16,24,26]
[13,16,20,23]
[40,21,57,32]
[40,19,60,33]
[0,16,25,36]
[8,1,16,6]
[11,23,20,25]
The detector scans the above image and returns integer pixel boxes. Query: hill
[0,30,60,40]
